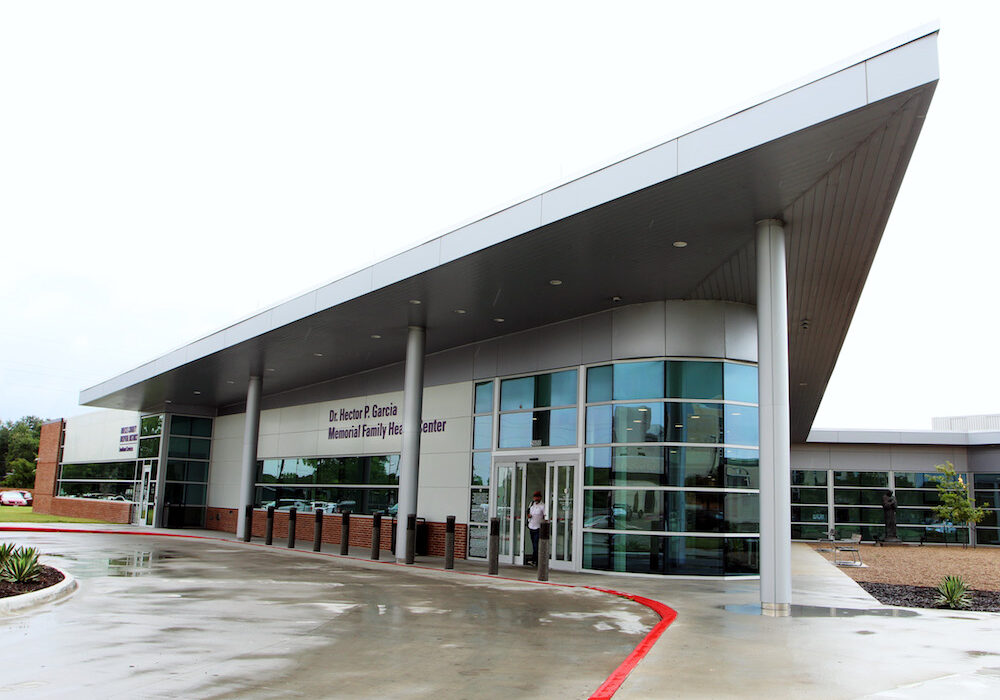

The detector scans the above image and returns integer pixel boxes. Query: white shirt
[527,501,547,530]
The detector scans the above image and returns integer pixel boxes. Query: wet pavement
[1,525,999,698]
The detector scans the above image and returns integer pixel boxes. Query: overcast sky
[1,1,997,431]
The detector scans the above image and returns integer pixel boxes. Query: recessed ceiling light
[731,411,742,416]
[549,279,562,286]
[164,400,172,404]
[226,380,235,385]
[799,382,808,387]
[690,415,700,419]
[193,390,201,395]
[454,309,466,314]
[633,419,642,423]
[493,317,505,323]
[265,368,276,372]
[673,241,688,248]
[370,334,382,339]
[674,424,683,428]
[637,407,648,412]
[409,299,422,305]
[313,352,324,357]
[611,295,622,303]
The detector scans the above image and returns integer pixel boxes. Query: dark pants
[529,527,540,564]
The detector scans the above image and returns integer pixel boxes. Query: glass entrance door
[492,459,576,568]
[134,460,155,526]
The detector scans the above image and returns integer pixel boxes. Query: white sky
[1,1,997,431]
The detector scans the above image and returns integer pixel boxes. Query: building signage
[119,424,138,454]
[327,402,447,441]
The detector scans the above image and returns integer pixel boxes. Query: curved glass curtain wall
[583,360,760,575]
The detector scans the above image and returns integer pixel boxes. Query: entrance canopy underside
[81,31,939,443]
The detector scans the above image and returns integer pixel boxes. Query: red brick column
[32,419,63,514]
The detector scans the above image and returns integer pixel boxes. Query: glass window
[833,489,885,506]
[548,408,577,446]
[500,377,535,411]
[586,405,612,444]
[896,490,942,507]
[255,486,397,515]
[894,472,943,489]
[366,456,400,485]
[792,470,828,486]
[537,370,577,407]
[612,403,665,443]
[474,381,494,414]
[791,524,829,540]
[666,402,723,444]
[583,533,757,575]
[58,481,136,500]
[897,508,940,525]
[168,437,211,460]
[791,505,828,523]
[140,415,163,437]
[791,487,827,504]
[498,409,576,448]
[833,471,888,487]
[976,528,1000,545]
[723,406,758,446]
[613,362,664,401]
[664,491,758,533]
[170,416,212,438]
[472,452,490,486]
[60,462,137,480]
[587,365,613,403]
[138,437,160,458]
[473,416,492,450]
[724,363,758,403]
[834,507,886,524]
[666,361,722,400]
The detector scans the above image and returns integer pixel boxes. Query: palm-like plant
[0,546,43,583]
[935,575,973,609]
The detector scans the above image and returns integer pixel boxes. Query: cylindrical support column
[487,517,500,575]
[405,513,416,564]
[537,521,551,582]
[242,504,253,542]
[340,511,351,555]
[265,506,275,545]
[313,508,323,552]
[756,218,792,616]
[395,326,426,560]
[287,507,297,549]
[371,513,382,560]
[445,515,456,570]
[236,376,262,540]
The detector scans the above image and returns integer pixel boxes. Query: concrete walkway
[2,523,999,698]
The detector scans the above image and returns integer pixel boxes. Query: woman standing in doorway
[527,491,547,566]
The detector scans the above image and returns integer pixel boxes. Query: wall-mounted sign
[326,402,448,441]
[119,425,138,454]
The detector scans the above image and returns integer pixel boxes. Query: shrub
[935,575,973,609]
[0,546,43,583]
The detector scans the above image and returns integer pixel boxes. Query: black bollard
[287,507,297,549]
[340,510,351,555]
[242,504,253,542]
[265,506,275,545]
[314,508,323,552]
[537,520,551,582]
[488,517,500,575]
[371,512,381,560]
[405,513,416,564]
[445,515,456,569]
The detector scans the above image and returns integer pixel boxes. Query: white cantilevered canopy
[81,30,939,443]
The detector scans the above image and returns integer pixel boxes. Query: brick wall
[205,507,467,559]
[32,420,63,514]
[40,497,132,523]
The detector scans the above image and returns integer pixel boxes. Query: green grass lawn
[0,506,106,524]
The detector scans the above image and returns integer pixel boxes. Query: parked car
[19,491,33,506]
[0,491,28,506]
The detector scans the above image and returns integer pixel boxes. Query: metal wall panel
[270,292,318,329]
[314,268,375,310]
[580,311,613,365]
[439,197,544,265]
[536,319,583,371]
[866,34,939,104]
[497,329,541,376]
[725,303,758,362]
[612,302,666,359]
[664,300,725,358]
[472,339,499,380]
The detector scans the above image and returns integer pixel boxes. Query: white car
[0,491,28,506]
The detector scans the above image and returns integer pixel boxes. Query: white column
[756,218,792,615]
[395,326,426,560]
[236,375,262,540]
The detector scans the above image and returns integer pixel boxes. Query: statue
[882,491,899,541]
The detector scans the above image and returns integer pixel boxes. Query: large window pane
[473,416,492,450]
[665,491,759,533]
[472,452,490,486]
[834,507,886,524]
[792,470,827,486]
[58,481,135,500]
[834,471,888,487]
[537,370,577,407]
[585,405,612,444]
[170,416,213,438]
[613,362,664,401]
[723,406,758,446]
[500,377,535,411]
[612,403,664,443]
[255,486,397,515]
[895,490,942,507]
[138,437,160,458]
[834,489,885,506]
[895,472,943,488]
[792,487,827,504]
[666,403,723,444]
[60,462,137,480]
[499,413,532,448]
[474,381,494,414]
[140,415,163,437]
[583,533,757,575]
[367,455,400,485]
[792,505,828,523]
[587,365,613,403]
[584,490,664,531]
[724,363,758,403]
[666,361,722,400]
[548,408,577,446]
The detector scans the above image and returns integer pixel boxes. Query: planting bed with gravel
[812,543,1000,612]
[0,566,64,599]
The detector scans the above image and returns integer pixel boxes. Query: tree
[932,461,988,547]
[0,416,43,480]
[1,458,35,489]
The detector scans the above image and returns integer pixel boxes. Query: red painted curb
[1,526,677,697]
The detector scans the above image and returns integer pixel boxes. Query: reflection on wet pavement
[0,532,656,699]
[724,603,920,618]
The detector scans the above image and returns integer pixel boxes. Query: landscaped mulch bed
[812,543,1000,613]
[0,565,64,599]
[858,581,1000,613]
